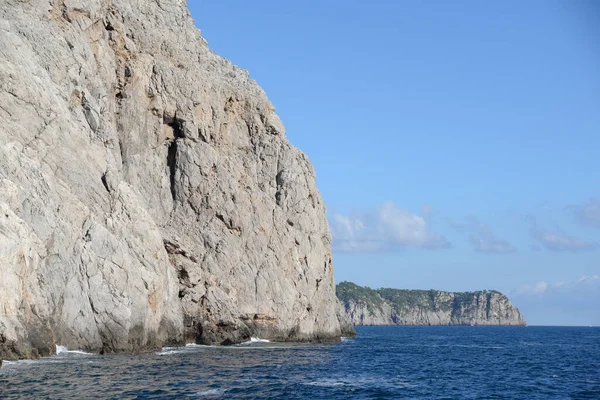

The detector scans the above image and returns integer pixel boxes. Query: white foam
[305,379,347,387]
[188,388,226,397]
[185,343,222,349]
[158,349,185,356]
[66,350,93,355]
[250,337,270,343]
[55,345,93,356]
[239,337,271,345]
[184,341,285,349]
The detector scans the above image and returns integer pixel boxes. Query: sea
[1,326,599,399]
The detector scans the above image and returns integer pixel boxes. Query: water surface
[1,326,599,399]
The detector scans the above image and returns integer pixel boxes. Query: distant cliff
[337,282,526,326]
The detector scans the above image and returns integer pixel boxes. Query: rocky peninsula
[337,282,526,326]
[0,0,353,360]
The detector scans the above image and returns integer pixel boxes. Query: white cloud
[568,198,600,228]
[512,275,600,297]
[576,274,600,283]
[533,228,597,252]
[448,217,515,253]
[513,280,548,295]
[527,215,598,252]
[329,201,449,253]
[510,275,600,325]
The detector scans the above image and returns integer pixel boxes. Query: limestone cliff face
[0,0,353,359]
[337,282,526,326]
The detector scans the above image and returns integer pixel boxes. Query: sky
[189,1,600,325]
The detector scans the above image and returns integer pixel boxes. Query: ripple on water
[188,388,228,398]
[0,326,598,399]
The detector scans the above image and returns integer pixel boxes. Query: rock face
[0,0,353,360]
[337,282,526,326]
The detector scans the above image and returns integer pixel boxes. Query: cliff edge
[0,0,353,360]
[337,282,526,326]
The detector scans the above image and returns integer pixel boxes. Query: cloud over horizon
[448,216,516,253]
[510,275,600,325]
[330,201,449,253]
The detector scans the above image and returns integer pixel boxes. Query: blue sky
[189,1,600,325]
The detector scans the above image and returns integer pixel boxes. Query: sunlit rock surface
[0,0,353,360]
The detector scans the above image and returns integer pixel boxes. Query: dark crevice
[215,212,226,225]
[164,115,185,202]
[167,140,178,201]
[178,268,191,288]
[101,173,110,193]
[214,212,241,234]
[486,292,492,320]
[164,115,185,139]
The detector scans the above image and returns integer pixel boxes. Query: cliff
[337,282,526,326]
[0,0,353,360]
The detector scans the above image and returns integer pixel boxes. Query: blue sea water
[1,326,599,399]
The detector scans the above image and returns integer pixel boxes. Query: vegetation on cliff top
[337,281,503,315]
[336,281,386,315]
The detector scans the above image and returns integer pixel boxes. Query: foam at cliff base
[183,338,271,347]
[241,337,270,345]
[55,345,93,356]
[250,337,270,343]
[157,347,188,356]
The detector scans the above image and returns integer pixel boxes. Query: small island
[337,282,526,326]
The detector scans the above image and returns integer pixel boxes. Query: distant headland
[336,282,526,326]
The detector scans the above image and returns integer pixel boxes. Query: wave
[240,337,270,345]
[185,338,271,348]
[304,375,409,390]
[55,345,93,356]
[185,343,223,349]
[157,349,186,356]
[159,343,228,354]
[402,343,504,349]
[187,343,286,350]
[0,358,67,371]
[250,337,270,343]
[188,388,227,397]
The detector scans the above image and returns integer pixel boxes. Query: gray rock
[0,0,353,360]
[337,282,526,326]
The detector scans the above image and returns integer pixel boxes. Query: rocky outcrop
[337,282,526,326]
[0,0,353,360]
